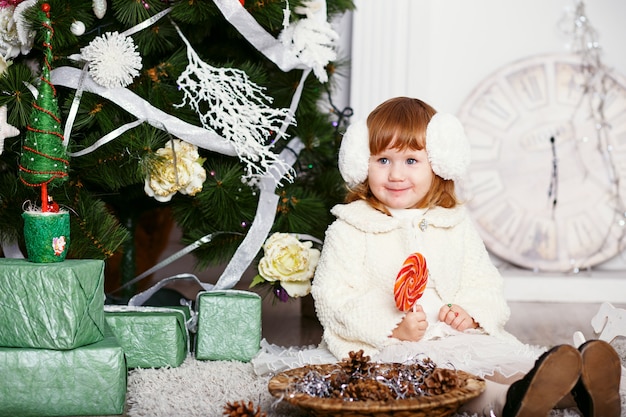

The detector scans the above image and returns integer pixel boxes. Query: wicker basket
[268,364,486,417]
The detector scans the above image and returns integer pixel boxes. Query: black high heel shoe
[502,344,582,417]
[572,339,622,417]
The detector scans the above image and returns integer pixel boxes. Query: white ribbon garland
[215,137,305,290]
[68,119,144,157]
[50,66,238,157]
[122,7,172,37]
[212,0,307,72]
[0,238,24,258]
[62,62,89,148]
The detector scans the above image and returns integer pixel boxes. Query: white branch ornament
[172,21,293,184]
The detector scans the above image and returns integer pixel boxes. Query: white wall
[344,0,626,301]
[348,0,626,118]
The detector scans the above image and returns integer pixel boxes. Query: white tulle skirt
[375,333,545,379]
[252,334,546,380]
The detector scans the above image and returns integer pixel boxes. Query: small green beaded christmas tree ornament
[19,3,70,263]
[18,2,69,212]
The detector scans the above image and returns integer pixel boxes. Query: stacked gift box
[123,273,263,363]
[104,304,191,369]
[106,289,263,365]
[0,258,126,417]
[0,258,263,416]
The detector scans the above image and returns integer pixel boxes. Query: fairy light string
[18,3,69,212]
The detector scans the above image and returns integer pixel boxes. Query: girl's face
[368,146,434,209]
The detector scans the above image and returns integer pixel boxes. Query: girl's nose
[388,164,404,181]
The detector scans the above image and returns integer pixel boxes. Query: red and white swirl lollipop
[394,252,429,312]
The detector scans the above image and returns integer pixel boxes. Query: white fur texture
[426,113,471,182]
[338,119,369,187]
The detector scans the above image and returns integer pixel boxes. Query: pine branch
[112,0,168,27]
[70,124,169,192]
[273,186,329,239]
[0,63,38,128]
[67,186,131,259]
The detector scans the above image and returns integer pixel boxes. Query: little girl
[254,97,623,416]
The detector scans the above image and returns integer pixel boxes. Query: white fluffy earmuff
[338,119,370,187]
[338,113,471,186]
[425,113,471,182]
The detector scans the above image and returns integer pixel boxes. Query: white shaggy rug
[123,343,626,417]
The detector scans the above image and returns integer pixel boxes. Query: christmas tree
[18,2,68,212]
[0,0,354,298]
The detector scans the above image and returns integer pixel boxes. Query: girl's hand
[438,303,479,331]
[391,304,428,342]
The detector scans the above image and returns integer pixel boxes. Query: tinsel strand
[560,0,626,269]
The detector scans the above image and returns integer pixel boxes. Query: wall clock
[457,53,626,272]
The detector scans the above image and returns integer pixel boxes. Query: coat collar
[331,200,467,233]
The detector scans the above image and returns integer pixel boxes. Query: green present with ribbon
[0,258,105,350]
[0,325,126,417]
[127,274,261,363]
[195,290,262,362]
[105,305,190,369]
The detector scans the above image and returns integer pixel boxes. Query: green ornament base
[22,211,70,263]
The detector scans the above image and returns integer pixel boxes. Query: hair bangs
[367,98,431,155]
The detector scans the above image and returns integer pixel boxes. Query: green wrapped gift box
[0,258,105,350]
[105,305,190,368]
[0,326,126,417]
[195,290,261,362]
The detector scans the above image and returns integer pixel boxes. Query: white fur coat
[311,200,516,360]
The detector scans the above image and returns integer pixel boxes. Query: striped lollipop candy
[394,252,429,312]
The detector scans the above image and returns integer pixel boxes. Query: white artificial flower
[281,280,312,298]
[257,232,320,298]
[144,139,207,202]
[81,31,142,88]
[13,0,37,57]
[0,5,33,59]
[0,55,9,77]
[279,0,337,83]
[279,16,337,83]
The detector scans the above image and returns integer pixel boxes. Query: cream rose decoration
[254,232,321,299]
[0,4,34,60]
[144,139,206,202]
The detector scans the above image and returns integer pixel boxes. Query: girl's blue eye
[378,157,389,164]
[407,158,417,165]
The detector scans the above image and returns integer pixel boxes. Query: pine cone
[423,368,464,395]
[328,368,350,393]
[222,400,266,417]
[342,379,394,401]
[341,350,373,375]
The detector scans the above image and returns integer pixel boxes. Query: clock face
[457,53,626,272]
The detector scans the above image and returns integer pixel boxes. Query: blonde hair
[345,97,458,214]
